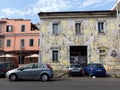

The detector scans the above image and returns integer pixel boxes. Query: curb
[111,74,120,78]
[54,71,68,78]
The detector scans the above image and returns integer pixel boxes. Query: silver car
[6,63,53,81]
[69,64,83,77]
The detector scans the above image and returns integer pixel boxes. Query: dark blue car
[83,63,106,77]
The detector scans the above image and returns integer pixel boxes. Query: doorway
[70,46,87,66]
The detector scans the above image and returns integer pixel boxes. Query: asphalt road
[0,77,120,90]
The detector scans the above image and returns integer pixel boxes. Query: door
[70,46,87,66]
[17,64,33,79]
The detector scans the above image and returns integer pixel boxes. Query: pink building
[0,18,40,67]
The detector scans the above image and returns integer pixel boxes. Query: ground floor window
[52,50,58,62]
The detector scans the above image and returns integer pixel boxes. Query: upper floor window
[52,50,59,62]
[20,39,24,47]
[21,25,25,32]
[38,39,40,46]
[6,25,12,32]
[0,40,2,48]
[52,23,59,35]
[75,23,82,35]
[0,24,2,33]
[98,22,105,33]
[29,39,34,46]
[6,39,11,47]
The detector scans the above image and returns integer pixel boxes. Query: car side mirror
[18,68,24,71]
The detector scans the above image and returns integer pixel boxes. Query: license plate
[97,70,102,72]
[72,69,79,71]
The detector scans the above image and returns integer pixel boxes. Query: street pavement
[0,77,120,90]
[0,70,120,90]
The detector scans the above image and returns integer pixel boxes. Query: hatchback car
[0,62,15,77]
[83,63,106,77]
[6,63,53,81]
[69,64,83,77]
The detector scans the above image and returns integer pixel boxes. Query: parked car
[83,63,106,77]
[6,63,54,81]
[68,64,83,77]
[0,62,15,77]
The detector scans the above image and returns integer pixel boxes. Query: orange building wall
[0,18,40,66]
[1,18,40,52]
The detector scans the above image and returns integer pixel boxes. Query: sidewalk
[54,70,68,78]
[53,70,120,78]
[107,70,120,78]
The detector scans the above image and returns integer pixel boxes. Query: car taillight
[46,64,52,69]
[90,67,94,70]
[1,68,7,72]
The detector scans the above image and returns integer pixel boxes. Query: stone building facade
[38,10,120,70]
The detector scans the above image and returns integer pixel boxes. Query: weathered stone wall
[40,17,119,70]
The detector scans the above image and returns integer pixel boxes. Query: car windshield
[92,64,103,68]
[70,65,80,68]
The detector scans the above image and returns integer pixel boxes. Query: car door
[17,64,33,79]
[29,63,42,79]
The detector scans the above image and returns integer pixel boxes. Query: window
[98,22,105,33]
[21,25,25,32]
[99,50,106,53]
[7,39,11,47]
[20,39,24,47]
[75,23,82,35]
[6,25,12,32]
[29,39,34,46]
[99,49,107,55]
[0,24,2,33]
[32,64,38,69]
[52,50,58,62]
[38,39,40,46]
[38,64,44,68]
[52,23,59,35]
[0,40,2,48]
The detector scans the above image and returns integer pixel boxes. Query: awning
[0,54,16,57]
[25,54,38,58]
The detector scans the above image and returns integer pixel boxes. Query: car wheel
[9,74,17,81]
[41,74,49,81]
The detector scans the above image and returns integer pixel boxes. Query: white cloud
[0,0,115,23]
[33,0,69,12]
[82,0,114,8]
[33,0,115,12]
[1,8,15,14]
[1,0,115,15]
[1,8,26,16]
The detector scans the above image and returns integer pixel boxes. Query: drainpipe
[38,24,42,63]
[116,0,120,61]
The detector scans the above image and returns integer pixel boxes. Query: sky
[0,0,116,24]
